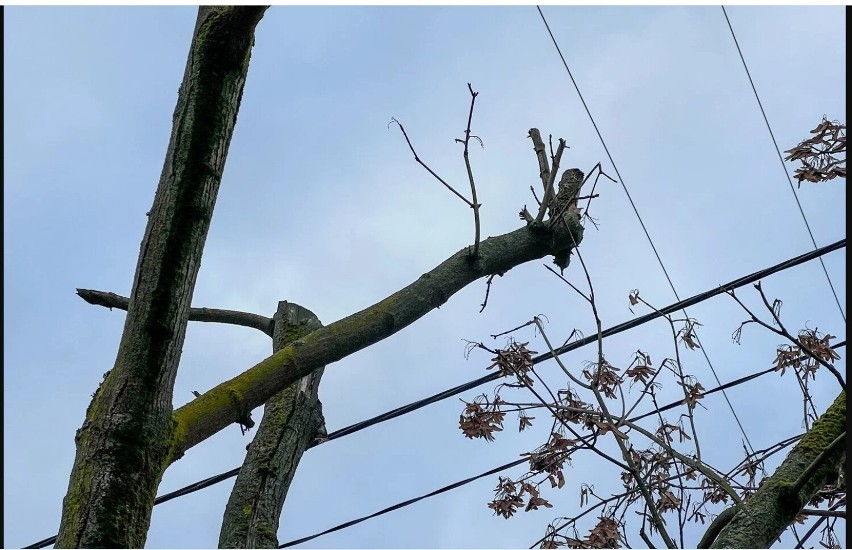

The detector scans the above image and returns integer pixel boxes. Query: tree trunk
[708,390,846,548]
[55,7,267,547]
[219,302,326,548]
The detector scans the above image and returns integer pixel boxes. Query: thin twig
[637,296,702,462]
[479,274,497,313]
[455,83,483,256]
[800,508,846,518]
[389,117,473,207]
[794,499,846,549]
[728,286,846,390]
[533,317,592,389]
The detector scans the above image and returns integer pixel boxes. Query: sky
[4,5,847,549]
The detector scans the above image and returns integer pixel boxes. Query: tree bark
[708,390,846,548]
[170,217,585,459]
[219,302,326,548]
[55,7,267,548]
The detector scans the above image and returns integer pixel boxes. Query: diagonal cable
[721,5,846,324]
[536,5,761,453]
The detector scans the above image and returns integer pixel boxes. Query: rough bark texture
[171,217,584,458]
[55,7,267,548]
[218,302,325,548]
[709,391,846,548]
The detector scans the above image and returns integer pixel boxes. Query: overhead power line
[24,238,845,550]
[279,339,846,549]
[721,5,846,324]
[536,4,764,454]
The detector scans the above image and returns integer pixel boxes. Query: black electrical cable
[279,341,845,549]
[535,3,759,455]
[23,239,845,549]
[278,457,530,548]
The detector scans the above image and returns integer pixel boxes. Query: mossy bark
[172,216,584,458]
[55,7,267,548]
[218,302,325,548]
[709,391,846,548]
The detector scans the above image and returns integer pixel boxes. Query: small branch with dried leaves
[728,284,846,390]
[784,117,846,185]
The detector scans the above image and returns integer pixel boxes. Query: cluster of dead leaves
[625,350,655,386]
[540,517,622,549]
[488,477,554,519]
[773,329,840,378]
[524,432,576,480]
[784,118,846,185]
[487,341,537,386]
[581,358,620,399]
[459,394,505,442]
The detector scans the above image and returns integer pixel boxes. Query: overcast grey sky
[5,5,846,549]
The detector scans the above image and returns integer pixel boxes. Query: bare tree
[49,5,844,547]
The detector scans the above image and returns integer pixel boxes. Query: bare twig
[455,83,483,256]
[532,317,592,389]
[800,508,846,518]
[530,185,542,206]
[580,162,616,222]
[389,117,473,207]
[636,295,702,462]
[543,264,592,304]
[558,243,677,549]
[794,499,846,548]
[480,274,497,313]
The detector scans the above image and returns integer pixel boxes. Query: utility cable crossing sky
[24,238,846,550]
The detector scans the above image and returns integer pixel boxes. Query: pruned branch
[535,139,568,223]
[529,128,551,193]
[218,302,325,548]
[76,288,274,336]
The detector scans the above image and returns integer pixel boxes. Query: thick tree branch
[709,391,846,548]
[170,219,584,459]
[219,302,325,548]
[76,288,274,336]
[56,7,268,548]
